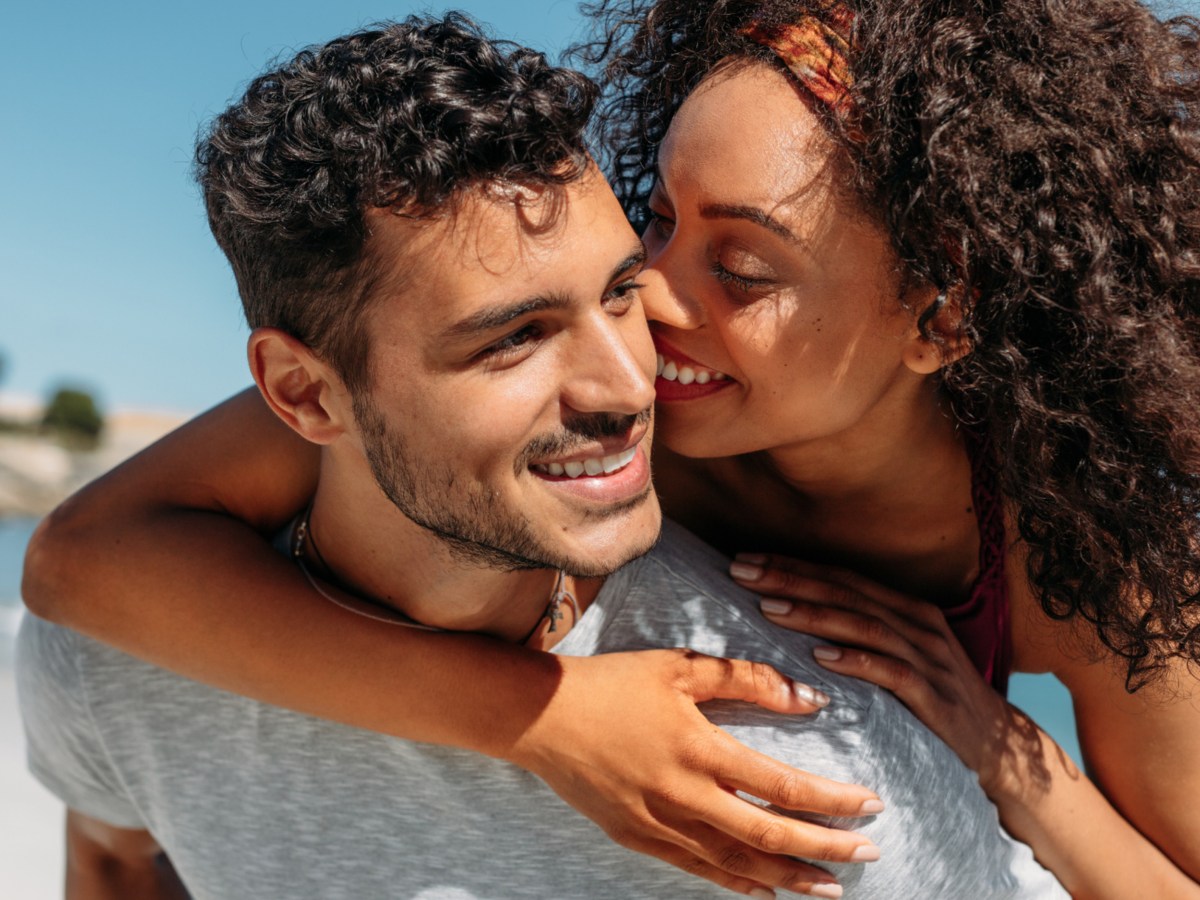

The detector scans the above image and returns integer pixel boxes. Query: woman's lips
[653,339,735,402]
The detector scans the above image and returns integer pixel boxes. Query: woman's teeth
[534,445,638,479]
[655,353,728,384]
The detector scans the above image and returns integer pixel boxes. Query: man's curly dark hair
[197,13,598,394]
[580,0,1200,688]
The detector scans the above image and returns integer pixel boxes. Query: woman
[24,0,1200,896]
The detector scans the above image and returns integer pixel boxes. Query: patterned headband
[737,4,859,120]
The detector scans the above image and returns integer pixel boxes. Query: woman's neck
[658,385,981,604]
[763,383,964,510]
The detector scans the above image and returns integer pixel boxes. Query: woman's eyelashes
[646,208,674,241]
[710,260,775,293]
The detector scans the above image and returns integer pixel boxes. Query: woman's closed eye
[646,208,674,241]
[710,260,776,294]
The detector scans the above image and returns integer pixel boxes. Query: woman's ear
[247,328,349,445]
[902,283,973,375]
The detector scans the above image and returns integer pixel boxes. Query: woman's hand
[730,554,1022,795]
[510,648,885,899]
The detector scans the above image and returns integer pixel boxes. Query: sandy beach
[0,660,64,899]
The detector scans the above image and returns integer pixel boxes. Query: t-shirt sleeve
[15,613,146,829]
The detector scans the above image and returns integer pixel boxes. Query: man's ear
[247,328,349,445]
[902,283,973,376]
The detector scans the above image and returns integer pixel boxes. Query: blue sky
[3,0,1196,414]
[1,1,588,413]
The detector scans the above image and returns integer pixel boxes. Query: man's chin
[549,491,662,578]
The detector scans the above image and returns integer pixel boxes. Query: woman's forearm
[985,710,1200,900]
[24,499,564,756]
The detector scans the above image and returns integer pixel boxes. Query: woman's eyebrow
[699,203,799,243]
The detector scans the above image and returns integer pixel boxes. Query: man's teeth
[655,353,728,384]
[538,446,638,479]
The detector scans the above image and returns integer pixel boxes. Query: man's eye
[479,324,542,359]
[604,279,643,313]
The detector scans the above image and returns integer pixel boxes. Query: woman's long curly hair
[578,0,1200,688]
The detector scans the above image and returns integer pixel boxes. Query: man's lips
[531,444,639,479]
[528,427,648,478]
[529,442,652,503]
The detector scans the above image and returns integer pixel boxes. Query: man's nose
[560,313,656,418]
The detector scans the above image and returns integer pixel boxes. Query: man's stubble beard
[352,392,658,578]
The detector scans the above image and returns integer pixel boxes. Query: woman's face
[642,61,938,460]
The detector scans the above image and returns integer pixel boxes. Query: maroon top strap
[940,431,1013,695]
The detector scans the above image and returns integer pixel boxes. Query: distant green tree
[42,386,104,445]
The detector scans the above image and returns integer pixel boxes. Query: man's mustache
[516,406,653,474]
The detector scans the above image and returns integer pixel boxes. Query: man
[17,15,1065,899]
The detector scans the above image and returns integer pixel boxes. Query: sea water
[0,517,1082,763]
[0,518,37,666]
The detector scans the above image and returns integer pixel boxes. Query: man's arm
[66,810,187,900]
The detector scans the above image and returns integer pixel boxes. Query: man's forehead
[365,171,634,318]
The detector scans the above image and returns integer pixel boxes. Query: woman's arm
[22,388,882,899]
[66,810,189,900]
[735,555,1200,898]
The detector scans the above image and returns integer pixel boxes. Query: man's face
[344,168,661,577]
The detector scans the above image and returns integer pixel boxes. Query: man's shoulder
[16,610,87,692]
[602,520,878,712]
[18,608,175,697]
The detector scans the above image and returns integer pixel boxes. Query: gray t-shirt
[17,521,1065,899]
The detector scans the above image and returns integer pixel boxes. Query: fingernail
[813,646,842,662]
[760,598,792,615]
[858,798,885,815]
[735,553,767,564]
[850,844,881,862]
[810,884,843,899]
[749,888,775,900]
[792,683,830,707]
[730,562,764,581]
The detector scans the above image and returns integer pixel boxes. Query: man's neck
[299,465,601,649]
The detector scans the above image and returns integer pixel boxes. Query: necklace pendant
[546,599,564,633]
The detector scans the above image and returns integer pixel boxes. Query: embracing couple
[20,2,1200,899]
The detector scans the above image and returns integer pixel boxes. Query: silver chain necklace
[290,503,579,644]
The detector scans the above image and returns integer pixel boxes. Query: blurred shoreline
[0,394,188,519]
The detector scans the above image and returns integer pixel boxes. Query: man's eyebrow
[442,295,572,340]
[609,245,648,285]
[441,246,645,341]
[699,203,799,242]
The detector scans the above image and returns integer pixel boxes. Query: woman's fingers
[810,644,941,713]
[681,650,832,713]
[523,650,887,895]
[732,554,946,630]
[708,735,885,820]
[664,821,850,898]
[644,835,842,899]
[698,783,881,864]
[759,599,926,665]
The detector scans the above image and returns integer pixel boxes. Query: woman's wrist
[976,705,1068,809]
